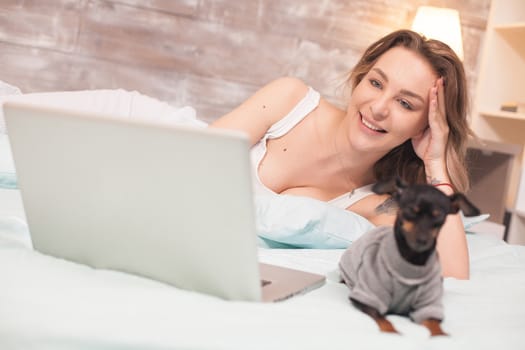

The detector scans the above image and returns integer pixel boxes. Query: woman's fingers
[430,78,448,135]
[437,77,446,117]
[428,84,438,128]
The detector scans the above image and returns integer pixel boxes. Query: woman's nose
[370,97,389,120]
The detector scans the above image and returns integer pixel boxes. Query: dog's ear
[372,177,407,198]
[448,193,481,217]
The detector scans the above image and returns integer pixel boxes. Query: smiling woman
[348,31,471,194]
[211,29,473,279]
[343,47,435,167]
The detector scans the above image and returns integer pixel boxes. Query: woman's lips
[360,113,387,133]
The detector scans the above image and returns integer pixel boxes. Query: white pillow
[0,134,16,189]
[254,193,491,249]
[0,89,207,135]
[0,80,22,134]
[462,212,490,230]
[255,194,375,248]
[0,80,21,95]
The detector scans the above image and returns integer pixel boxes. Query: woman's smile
[360,112,387,133]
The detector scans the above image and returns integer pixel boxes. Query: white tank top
[250,87,374,209]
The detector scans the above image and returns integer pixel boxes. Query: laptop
[3,101,325,302]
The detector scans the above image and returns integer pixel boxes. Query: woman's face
[346,46,438,155]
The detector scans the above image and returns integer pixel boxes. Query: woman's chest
[257,129,322,194]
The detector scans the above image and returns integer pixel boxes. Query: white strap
[328,184,375,209]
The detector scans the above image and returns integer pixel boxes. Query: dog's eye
[431,210,446,225]
[404,206,419,215]
[403,207,419,219]
[432,209,446,220]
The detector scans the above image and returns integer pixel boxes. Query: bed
[1,88,525,350]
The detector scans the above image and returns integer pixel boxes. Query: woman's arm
[433,185,469,279]
[412,78,469,279]
[209,77,310,145]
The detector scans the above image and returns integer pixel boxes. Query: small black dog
[339,178,480,336]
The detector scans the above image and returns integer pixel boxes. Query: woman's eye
[370,79,382,89]
[398,99,413,110]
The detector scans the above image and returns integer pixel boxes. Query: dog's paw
[377,318,399,334]
[421,319,448,337]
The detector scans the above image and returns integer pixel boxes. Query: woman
[210,29,473,279]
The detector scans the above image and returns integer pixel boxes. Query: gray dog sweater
[339,226,444,323]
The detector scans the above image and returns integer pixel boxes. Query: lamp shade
[411,6,464,61]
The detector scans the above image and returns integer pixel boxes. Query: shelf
[468,138,522,156]
[473,0,525,244]
[494,22,525,33]
[494,23,525,52]
[480,110,525,121]
[514,209,525,217]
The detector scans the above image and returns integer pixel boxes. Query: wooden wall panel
[111,0,199,16]
[79,0,301,81]
[0,0,83,52]
[0,0,491,122]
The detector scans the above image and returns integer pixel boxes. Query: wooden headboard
[0,0,490,123]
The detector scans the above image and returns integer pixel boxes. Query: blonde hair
[347,29,473,192]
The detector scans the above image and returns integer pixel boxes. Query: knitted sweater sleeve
[409,273,444,324]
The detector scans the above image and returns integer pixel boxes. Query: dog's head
[373,178,480,252]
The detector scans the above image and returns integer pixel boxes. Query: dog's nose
[411,238,432,252]
[416,238,429,247]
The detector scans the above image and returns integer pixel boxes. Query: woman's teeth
[361,117,385,133]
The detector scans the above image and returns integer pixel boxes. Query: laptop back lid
[4,101,262,301]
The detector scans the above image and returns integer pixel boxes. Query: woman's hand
[412,82,469,279]
[411,77,450,183]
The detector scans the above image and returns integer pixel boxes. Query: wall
[0,0,490,123]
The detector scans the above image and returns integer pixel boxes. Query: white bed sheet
[1,89,524,349]
[1,188,525,350]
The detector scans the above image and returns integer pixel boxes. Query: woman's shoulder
[210,77,317,144]
[251,77,317,124]
[262,77,311,104]
[265,76,309,93]
[264,77,343,118]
